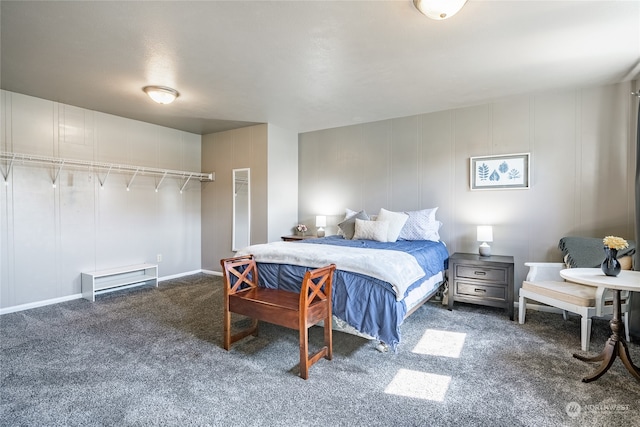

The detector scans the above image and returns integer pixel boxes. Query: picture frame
[470,153,530,190]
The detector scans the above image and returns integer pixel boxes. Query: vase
[601,247,621,277]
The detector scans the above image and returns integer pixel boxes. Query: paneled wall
[298,81,636,293]
[201,124,269,272]
[201,123,298,272]
[2,82,635,316]
[0,91,202,311]
[266,124,298,243]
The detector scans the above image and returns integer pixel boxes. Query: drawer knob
[474,271,486,276]
[474,288,487,293]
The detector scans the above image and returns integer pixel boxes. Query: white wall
[201,124,298,272]
[298,81,636,292]
[267,124,298,242]
[0,91,202,311]
[3,81,635,314]
[201,124,269,272]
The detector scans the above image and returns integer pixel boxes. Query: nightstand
[448,252,515,320]
[281,235,316,242]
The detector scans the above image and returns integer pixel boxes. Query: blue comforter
[255,236,449,351]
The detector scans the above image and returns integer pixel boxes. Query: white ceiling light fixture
[143,85,179,104]
[413,0,468,20]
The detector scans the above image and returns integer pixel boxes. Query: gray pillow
[338,210,370,239]
[337,208,358,237]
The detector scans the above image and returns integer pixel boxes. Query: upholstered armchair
[518,237,635,351]
[519,262,630,351]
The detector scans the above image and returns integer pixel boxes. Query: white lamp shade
[413,0,468,20]
[316,215,327,227]
[477,226,493,243]
[143,86,179,104]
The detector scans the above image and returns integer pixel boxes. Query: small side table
[560,268,640,383]
[448,252,515,320]
[281,235,316,242]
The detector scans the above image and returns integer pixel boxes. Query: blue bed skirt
[255,236,449,351]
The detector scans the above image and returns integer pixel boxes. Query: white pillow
[376,208,408,242]
[398,207,440,241]
[353,218,389,242]
[420,220,442,242]
[345,208,357,218]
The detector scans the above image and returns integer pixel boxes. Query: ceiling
[2,1,639,135]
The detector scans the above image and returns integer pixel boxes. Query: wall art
[470,153,530,190]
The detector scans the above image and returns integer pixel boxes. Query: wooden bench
[220,255,335,379]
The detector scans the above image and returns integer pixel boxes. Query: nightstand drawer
[455,265,507,284]
[455,281,506,301]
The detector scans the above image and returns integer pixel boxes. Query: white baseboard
[201,269,222,277]
[1,268,221,315]
[158,269,204,281]
[0,293,83,315]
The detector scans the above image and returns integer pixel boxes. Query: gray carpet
[2,273,640,427]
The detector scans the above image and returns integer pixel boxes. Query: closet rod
[0,152,214,182]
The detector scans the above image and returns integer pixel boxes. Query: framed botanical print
[470,153,530,190]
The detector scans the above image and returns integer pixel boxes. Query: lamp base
[317,228,325,238]
[479,243,491,257]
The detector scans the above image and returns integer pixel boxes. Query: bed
[235,235,449,351]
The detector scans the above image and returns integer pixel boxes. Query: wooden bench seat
[221,255,336,379]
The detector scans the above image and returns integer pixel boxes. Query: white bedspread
[236,241,425,300]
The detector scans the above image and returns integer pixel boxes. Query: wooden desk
[560,268,640,382]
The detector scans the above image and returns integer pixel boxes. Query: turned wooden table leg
[574,347,606,363]
[561,269,640,382]
[575,339,617,382]
[572,289,639,382]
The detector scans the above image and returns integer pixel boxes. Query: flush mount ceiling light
[143,85,179,104]
[413,0,468,20]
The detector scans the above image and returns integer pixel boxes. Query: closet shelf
[0,151,214,187]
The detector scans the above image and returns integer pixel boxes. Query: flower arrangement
[603,236,629,250]
[296,224,308,233]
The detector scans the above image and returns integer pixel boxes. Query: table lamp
[477,225,493,257]
[316,215,326,237]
